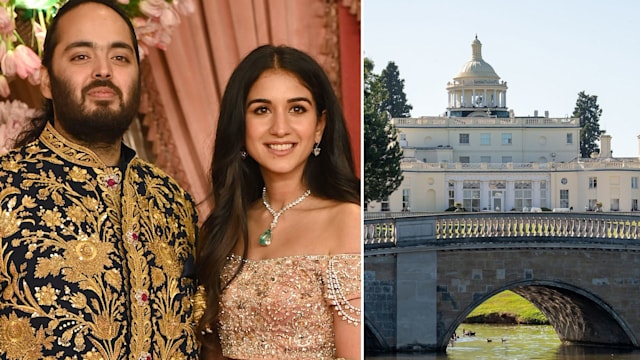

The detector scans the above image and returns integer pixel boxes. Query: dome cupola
[446,36,509,117]
[455,35,500,80]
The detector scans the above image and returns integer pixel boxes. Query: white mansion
[370,36,640,213]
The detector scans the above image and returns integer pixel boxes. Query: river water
[366,323,640,360]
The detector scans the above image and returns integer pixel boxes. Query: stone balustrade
[399,160,640,171]
[392,116,579,127]
[364,212,640,249]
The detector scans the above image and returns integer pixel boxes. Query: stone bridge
[364,212,640,353]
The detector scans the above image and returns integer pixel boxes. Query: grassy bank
[465,290,549,325]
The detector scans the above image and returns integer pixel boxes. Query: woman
[196,45,361,359]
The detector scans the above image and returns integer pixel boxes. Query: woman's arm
[327,202,362,359]
[333,297,362,359]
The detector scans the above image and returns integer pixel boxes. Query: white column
[532,180,541,208]
[506,181,515,211]
[455,180,464,205]
[480,181,490,210]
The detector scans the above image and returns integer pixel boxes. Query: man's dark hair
[13,0,140,148]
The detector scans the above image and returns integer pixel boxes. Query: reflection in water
[366,324,640,360]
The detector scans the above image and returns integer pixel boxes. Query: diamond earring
[313,143,321,157]
[240,150,247,160]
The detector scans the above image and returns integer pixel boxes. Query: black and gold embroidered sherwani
[0,124,199,359]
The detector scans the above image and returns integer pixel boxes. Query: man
[0,1,198,358]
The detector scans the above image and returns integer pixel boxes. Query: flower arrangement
[0,98,40,154]
[0,0,193,153]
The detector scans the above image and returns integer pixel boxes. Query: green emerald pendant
[259,228,272,246]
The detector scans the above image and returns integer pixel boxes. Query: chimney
[544,110,549,118]
[600,134,612,158]
[534,110,538,117]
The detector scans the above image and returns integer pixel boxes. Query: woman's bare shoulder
[324,201,361,254]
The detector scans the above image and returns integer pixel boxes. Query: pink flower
[0,7,15,36]
[0,100,40,153]
[0,75,9,98]
[14,45,41,80]
[1,50,16,77]
[173,0,195,15]
[139,0,167,19]
[159,5,180,27]
[32,22,46,53]
[134,17,172,51]
[27,66,40,86]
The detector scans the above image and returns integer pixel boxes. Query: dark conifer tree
[380,61,412,118]
[364,58,404,207]
[572,91,604,158]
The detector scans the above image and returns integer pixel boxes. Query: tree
[364,58,404,206]
[380,61,413,118]
[572,91,604,158]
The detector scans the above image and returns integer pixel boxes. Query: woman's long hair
[196,44,360,346]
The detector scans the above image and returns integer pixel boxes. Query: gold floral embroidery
[34,284,59,306]
[0,312,53,360]
[0,124,198,359]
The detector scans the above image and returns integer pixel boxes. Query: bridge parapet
[365,213,640,250]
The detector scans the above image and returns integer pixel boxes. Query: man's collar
[40,122,136,169]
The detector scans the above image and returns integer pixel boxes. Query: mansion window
[480,133,491,145]
[480,156,491,163]
[589,177,597,189]
[566,133,573,144]
[588,199,597,211]
[560,189,569,208]
[540,181,548,208]
[611,198,620,211]
[459,133,470,144]
[501,133,512,145]
[460,156,470,163]
[448,182,455,208]
[501,156,512,163]
[463,181,480,212]
[514,182,532,211]
[381,197,390,212]
[632,177,638,189]
[633,199,638,211]
[402,189,411,211]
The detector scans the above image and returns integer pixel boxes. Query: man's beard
[50,74,140,145]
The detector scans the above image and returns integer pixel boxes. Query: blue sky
[363,0,640,157]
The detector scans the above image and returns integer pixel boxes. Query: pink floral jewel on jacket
[125,230,139,244]
[104,173,121,189]
[135,289,149,306]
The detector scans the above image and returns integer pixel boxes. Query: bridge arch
[442,279,637,351]
[364,315,390,353]
[365,213,640,354]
